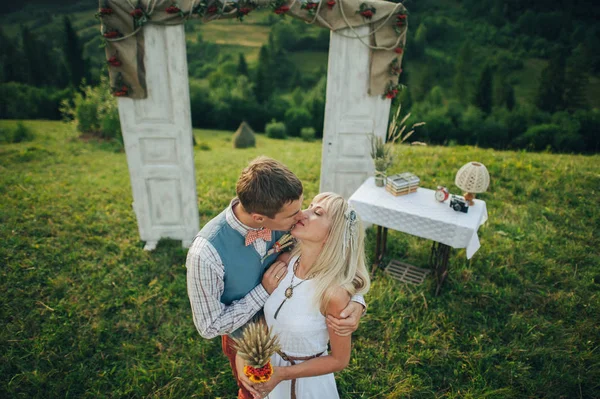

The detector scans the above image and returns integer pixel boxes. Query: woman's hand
[235,354,260,398]
[253,366,285,398]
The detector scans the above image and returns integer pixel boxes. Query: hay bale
[233,121,256,149]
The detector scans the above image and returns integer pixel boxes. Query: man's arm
[186,237,268,339]
[350,294,366,310]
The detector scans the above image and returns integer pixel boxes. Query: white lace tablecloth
[348,177,488,259]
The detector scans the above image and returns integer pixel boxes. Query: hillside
[1,1,598,108]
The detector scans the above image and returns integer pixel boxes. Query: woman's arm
[256,288,353,393]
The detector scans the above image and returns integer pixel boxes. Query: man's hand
[261,261,288,294]
[235,354,260,398]
[326,301,363,336]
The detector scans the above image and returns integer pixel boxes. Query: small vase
[374,175,386,187]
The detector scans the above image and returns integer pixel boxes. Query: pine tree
[254,45,272,103]
[63,16,87,87]
[535,51,566,113]
[20,26,46,86]
[564,44,589,111]
[0,27,27,84]
[495,76,515,110]
[473,64,493,114]
[237,53,248,76]
[270,48,296,91]
[505,84,515,110]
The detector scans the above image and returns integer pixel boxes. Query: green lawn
[1,120,599,398]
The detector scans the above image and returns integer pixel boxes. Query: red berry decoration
[327,0,336,10]
[103,29,121,39]
[130,8,144,17]
[107,56,122,67]
[394,47,403,54]
[394,13,407,33]
[274,5,290,14]
[382,81,403,100]
[98,8,113,16]
[357,3,376,20]
[301,1,319,16]
[389,58,403,75]
[114,85,129,97]
[237,6,252,20]
[165,5,181,14]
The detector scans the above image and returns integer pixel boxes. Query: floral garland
[99,0,407,99]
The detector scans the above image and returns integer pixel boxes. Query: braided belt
[276,350,324,399]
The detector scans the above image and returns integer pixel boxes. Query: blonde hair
[291,192,370,314]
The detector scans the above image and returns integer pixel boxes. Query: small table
[348,177,488,294]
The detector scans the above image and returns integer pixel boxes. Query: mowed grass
[189,20,271,47]
[1,120,599,398]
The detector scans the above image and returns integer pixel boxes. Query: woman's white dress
[264,255,339,399]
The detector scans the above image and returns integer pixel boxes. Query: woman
[236,192,370,399]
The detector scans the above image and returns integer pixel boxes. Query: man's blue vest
[198,210,285,306]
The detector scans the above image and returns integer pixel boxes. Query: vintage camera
[449,195,469,213]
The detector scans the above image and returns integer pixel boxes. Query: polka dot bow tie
[245,228,272,246]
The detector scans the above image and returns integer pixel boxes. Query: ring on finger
[276,274,281,280]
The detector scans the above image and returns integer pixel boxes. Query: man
[187,156,365,398]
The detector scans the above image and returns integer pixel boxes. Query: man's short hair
[236,156,303,218]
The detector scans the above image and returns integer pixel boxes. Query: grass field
[1,120,599,398]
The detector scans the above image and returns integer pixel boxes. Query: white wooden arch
[118,24,391,250]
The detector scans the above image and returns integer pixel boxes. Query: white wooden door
[320,26,392,199]
[118,24,199,250]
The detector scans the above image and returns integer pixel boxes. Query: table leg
[430,242,451,295]
[375,226,382,261]
[372,226,388,275]
[382,227,388,256]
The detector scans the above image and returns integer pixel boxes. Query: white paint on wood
[320,26,392,199]
[118,24,199,250]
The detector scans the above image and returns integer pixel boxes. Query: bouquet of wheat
[233,321,281,383]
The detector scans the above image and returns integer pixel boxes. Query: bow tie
[245,228,272,246]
